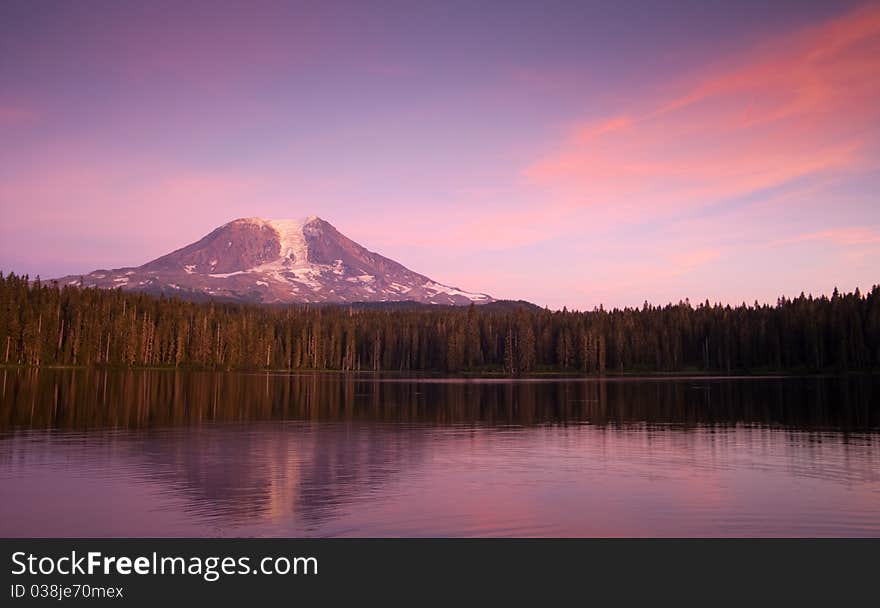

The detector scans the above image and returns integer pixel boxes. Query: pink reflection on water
[2,423,878,537]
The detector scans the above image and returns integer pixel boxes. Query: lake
[1,368,878,537]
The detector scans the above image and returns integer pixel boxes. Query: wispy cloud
[524,4,880,220]
[770,226,880,248]
[667,248,721,276]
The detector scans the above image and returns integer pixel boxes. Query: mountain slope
[54,217,493,305]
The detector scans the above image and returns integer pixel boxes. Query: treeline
[2,272,879,374]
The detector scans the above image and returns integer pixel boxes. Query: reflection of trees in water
[1,369,878,431]
[0,369,878,532]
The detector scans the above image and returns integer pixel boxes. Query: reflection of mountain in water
[0,370,880,536]
[125,422,434,533]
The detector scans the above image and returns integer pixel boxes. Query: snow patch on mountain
[264,217,312,265]
[423,281,490,301]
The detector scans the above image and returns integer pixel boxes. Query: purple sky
[2,0,878,309]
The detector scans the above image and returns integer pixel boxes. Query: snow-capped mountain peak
[54,216,493,305]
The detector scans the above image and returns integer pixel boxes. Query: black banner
[0,539,876,606]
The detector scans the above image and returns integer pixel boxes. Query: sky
[1,0,878,310]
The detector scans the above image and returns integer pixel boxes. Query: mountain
[53,216,493,305]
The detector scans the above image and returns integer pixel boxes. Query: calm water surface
[1,369,878,537]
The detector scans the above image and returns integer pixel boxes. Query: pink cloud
[576,116,634,141]
[524,4,880,220]
[770,227,880,248]
[667,248,721,276]
[343,199,583,251]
